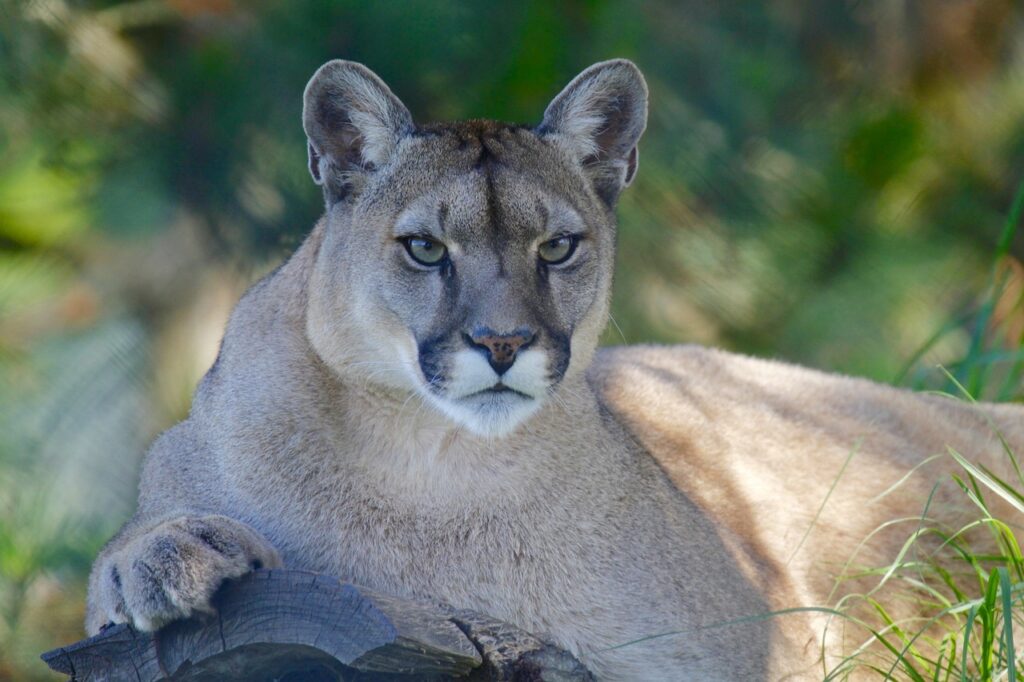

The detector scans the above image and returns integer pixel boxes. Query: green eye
[538,235,578,265]
[403,236,448,266]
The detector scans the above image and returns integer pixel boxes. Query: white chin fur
[429,391,543,438]
[427,348,550,437]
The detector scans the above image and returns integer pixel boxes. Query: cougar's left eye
[403,236,448,266]
[538,235,578,265]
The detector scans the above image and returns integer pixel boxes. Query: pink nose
[467,328,535,374]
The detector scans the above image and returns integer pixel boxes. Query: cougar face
[303,61,647,437]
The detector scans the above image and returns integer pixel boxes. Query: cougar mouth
[427,379,544,438]
[414,347,551,436]
[474,383,532,398]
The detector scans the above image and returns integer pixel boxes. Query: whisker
[398,372,441,422]
[398,388,422,417]
[608,313,628,345]
[549,384,585,407]
[345,360,416,369]
[360,368,409,391]
[548,391,572,414]
[412,391,433,421]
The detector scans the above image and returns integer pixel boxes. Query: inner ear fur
[538,59,649,206]
[302,60,413,205]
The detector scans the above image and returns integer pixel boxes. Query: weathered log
[450,609,595,681]
[40,570,593,681]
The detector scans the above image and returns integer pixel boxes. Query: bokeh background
[2,1,1023,678]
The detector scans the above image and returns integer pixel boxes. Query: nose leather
[467,328,536,375]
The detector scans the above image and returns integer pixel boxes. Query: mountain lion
[86,59,1024,680]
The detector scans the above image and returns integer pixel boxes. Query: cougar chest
[308,489,575,618]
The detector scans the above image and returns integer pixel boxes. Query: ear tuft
[302,61,413,205]
[539,59,648,205]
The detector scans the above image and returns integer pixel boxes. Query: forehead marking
[483,171,507,278]
[536,199,549,228]
[437,202,449,235]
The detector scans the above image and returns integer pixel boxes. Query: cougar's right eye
[402,236,448,266]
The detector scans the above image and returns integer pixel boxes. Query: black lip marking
[473,383,532,399]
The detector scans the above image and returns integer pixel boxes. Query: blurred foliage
[1,0,1023,679]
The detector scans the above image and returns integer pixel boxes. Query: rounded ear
[302,60,414,205]
[538,59,648,206]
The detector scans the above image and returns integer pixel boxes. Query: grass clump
[825,181,1024,681]
[823,438,1024,681]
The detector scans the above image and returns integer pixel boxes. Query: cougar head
[302,60,647,438]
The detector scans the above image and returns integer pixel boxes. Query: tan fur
[86,60,1024,680]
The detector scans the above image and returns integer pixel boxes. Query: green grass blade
[786,441,859,567]
[998,567,1017,682]
[995,176,1024,260]
[949,449,1024,517]
[962,604,979,682]
[870,455,944,504]
[896,316,971,386]
[602,605,849,651]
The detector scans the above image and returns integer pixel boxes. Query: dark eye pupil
[405,237,447,265]
[539,236,575,264]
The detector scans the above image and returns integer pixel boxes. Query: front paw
[86,515,281,634]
